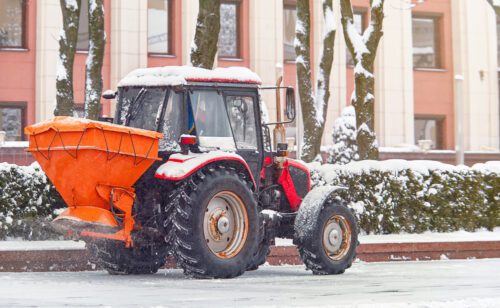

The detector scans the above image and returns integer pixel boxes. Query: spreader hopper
[25,117,162,245]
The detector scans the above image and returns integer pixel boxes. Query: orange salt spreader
[24,117,162,247]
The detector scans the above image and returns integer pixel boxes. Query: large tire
[246,242,271,271]
[86,240,167,275]
[173,165,259,279]
[294,200,358,275]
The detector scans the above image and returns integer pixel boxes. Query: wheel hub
[217,216,230,234]
[203,191,249,259]
[322,215,352,261]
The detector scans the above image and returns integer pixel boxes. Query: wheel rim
[322,215,352,261]
[203,191,248,259]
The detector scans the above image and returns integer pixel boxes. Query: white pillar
[181,0,199,65]
[452,0,499,151]
[35,0,62,122]
[249,0,282,123]
[374,0,415,147]
[109,0,148,114]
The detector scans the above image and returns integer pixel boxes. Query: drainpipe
[454,74,465,165]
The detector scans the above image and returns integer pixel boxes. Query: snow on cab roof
[117,66,262,87]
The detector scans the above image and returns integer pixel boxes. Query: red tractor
[25,66,358,278]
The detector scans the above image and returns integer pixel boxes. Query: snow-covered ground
[0,259,498,307]
[275,228,500,246]
[1,228,498,250]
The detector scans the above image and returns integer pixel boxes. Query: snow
[0,141,29,148]
[0,240,85,251]
[155,151,246,179]
[294,186,346,240]
[56,54,67,81]
[0,259,498,307]
[102,89,115,97]
[310,159,488,181]
[328,106,359,164]
[117,66,262,87]
[65,0,78,11]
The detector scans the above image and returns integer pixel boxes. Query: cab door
[223,91,263,185]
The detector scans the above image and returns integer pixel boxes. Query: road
[0,259,499,307]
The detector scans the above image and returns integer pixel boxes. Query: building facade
[0,0,498,152]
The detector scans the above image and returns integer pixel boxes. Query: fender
[278,159,312,211]
[293,185,348,245]
[154,151,256,188]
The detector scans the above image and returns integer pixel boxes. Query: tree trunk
[84,0,106,120]
[55,0,81,116]
[340,0,385,160]
[295,0,336,162]
[487,0,500,15]
[190,0,221,69]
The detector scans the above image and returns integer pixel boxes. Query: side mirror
[285,87,296,121]
[98,116,114,123]
[102,89,117,99]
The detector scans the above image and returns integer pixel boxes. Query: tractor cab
[106,66,295,182]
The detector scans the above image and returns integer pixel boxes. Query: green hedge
[0,160,498,239]
[0,162,65,240]
[308,160,499,234]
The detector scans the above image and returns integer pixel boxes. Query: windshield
[116,87,184,152]
[116,87,167,131]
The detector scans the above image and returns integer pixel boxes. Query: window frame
[0,0,28,50]
[147,0,174,56]
[283,0,297,63]
[218,0,242,60]
[412,14,443,70]
[414,115,444,150]
[0,101,27,141]
[346,8,367,67]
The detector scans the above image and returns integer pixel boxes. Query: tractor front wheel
[294,201,358,275]
[172,165,259,278]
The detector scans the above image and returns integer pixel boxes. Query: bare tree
[339,0,385,160]
[487,0,500,15]
[190,0,221,69]
[55,0,81,116]
[84,0,106,120]
[295,0,336,162]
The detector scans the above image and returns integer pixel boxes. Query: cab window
[225,95,258,150]
[189,90,236,150]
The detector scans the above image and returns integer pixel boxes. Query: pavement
[0,259,499,307]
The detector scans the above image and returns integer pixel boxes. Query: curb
[1,241,499,272]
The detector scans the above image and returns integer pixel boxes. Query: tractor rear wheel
[86,240,167,275]
[172,165,259,278]
[294,201,358,275]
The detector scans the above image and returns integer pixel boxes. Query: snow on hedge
[0,162,65,240]
[308,160,499,234]
[327,106,359,165]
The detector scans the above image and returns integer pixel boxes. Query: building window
[218,1,240,58]
[346,12,364,66]
[412,17,440,69]
[0,103,25,141]
[77,0,89,51]
[414,117,443,150]
[0,0,26,49]
[148,0,172,54]
[283,2,297,61]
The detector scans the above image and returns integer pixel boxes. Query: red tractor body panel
[154,151,257,188]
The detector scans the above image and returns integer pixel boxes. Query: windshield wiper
[125,88,147,125]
